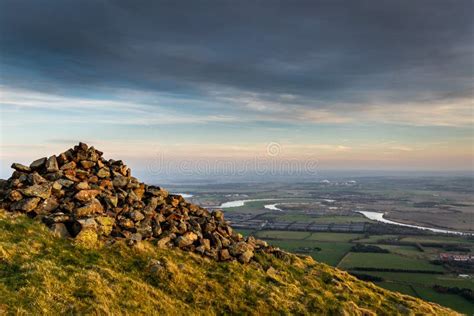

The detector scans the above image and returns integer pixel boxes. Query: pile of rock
[0,143,272,263]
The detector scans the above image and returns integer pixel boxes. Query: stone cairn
[0,143,273,263]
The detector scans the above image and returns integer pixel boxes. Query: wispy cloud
[0,86,239,126]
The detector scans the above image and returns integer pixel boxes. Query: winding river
[357,211,471,236]
[217,198,472,236]
[173,193,194,198]
[219,199,284,211]
[263,204,283,211]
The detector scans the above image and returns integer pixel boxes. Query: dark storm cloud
[0,0,472,105]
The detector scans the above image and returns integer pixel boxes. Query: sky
[0,0,473,180]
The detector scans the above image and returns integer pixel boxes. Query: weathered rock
[147,186,168,197]
[175,231,198,248]
[57,179,74,188]
[49,223,71,238]
[8,190,23,202]
[204,222,216,233]
[1,142,271,264]
[52,181,62,192]
[60,161,76,170]
[95,216,115,236]
[77,218,98,230]
[36,196,59,214]
[104,195,118,208]
[195,245,206,254]
[11,163,31,172]
[21,183,52,199]
[28,172,47,185]
[157,236,172,248]
[238,250,254,263]
[76,182,90,190]
[43,212,71,224]
[64,172,79,182]
[112,175,128,188]
[74,189,101,202]
[152,220,162,237]
[220,249,232,261]
[254,239,268,248]
[45,156,59,172]
[99,179,113,190]
[80,160,95,169]
[133,184,145,200]
[74,198,103,217]
[229,241,254,256]
[130,211,145,221]
[11,197,41,212]
[212,210,224,221]
[30,157,47,170]
[97,168,110,178]
[200,238,211,251]
[129,232,142,245]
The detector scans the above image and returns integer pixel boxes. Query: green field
[255,230,311,240]
[413,285,474,315]
[266,239,352,266]
[311,215,371,224]
[376,245,425,257]
[354,235,399,243]
[223,200,275,214]
[375,282,474,314]
[168,179,474,314]
[306,232,362,242]
[240,230,473,314]
[262,213,317,222]
[310,242,353,266]
[339,253,445,271]
[376,282,418,297]
[400,235,474,245]
[369,272,474,290]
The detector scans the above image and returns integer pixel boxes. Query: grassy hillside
[0,210,459,315]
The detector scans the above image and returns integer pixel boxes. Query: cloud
[0,0,472,173]
[0,0,472,118]
[0,86,239,126]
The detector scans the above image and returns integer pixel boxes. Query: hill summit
[0,143,459,315]
[0,142,271,263]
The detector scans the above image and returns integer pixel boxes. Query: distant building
[439,253,474,262]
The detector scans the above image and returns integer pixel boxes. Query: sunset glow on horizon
[1,1,473,178]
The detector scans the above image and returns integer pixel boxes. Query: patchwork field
[338,253,445,271]
[236,229,474,314]
[170,177,474,314]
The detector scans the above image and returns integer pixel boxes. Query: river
[215,197,471,236]
[219,199,277,208]
[173,193,194,198]
[357,211,471,236]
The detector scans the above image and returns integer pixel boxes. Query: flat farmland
[338,253,445,272]
[369,272,474,290]
[411,285,474,315]
[254,230,311,240]
[306,232,362,242]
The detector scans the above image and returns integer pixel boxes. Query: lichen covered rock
[0,142,276,263]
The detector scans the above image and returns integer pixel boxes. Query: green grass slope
[0,210,459,315]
